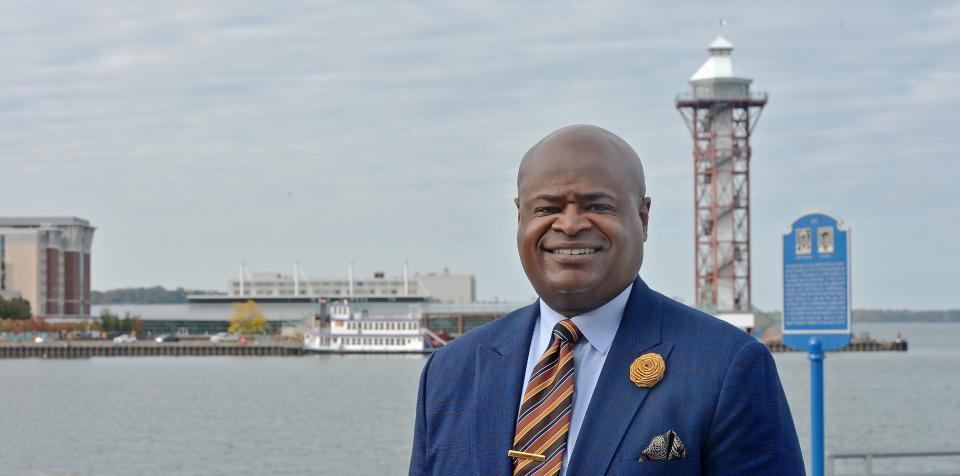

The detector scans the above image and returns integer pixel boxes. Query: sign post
[782,213,852,476]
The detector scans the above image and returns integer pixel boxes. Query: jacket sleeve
[409,354,434,476]
[704,339,805,475]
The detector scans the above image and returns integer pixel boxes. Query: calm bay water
[1,322,958,475]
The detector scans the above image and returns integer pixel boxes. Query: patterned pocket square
[639,429,687,462]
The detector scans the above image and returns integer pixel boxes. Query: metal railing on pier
[828,450,960,476]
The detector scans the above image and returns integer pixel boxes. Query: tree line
[851,309,960,322]
[92,286,218,304]
[756,308,960,329]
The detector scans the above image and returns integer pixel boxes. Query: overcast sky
[2,1,957,310]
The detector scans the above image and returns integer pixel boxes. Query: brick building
[0,217,95,317]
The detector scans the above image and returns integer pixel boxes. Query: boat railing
[423,328,449,347]
[827,449,960,476]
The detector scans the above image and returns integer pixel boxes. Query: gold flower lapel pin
[630,353,665,388]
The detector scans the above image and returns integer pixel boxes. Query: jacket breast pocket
[612,457,699,476]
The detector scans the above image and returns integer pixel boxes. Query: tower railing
[676,91,768,103]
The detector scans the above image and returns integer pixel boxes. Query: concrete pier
[0,341,305,359]
[0,338,908,359]
[765,340,908,353]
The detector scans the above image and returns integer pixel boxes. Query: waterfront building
[84,264,496,337]
[92,300,522,338]
[221,266,475,303]
[0,217,95,317]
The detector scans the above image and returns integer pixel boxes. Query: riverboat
[303,300,442,353]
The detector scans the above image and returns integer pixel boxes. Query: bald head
[518,125,646,201]
[514,124,652,317]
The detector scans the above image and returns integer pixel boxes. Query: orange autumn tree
[228,300,268,335]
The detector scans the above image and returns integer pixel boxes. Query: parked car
[113,334,137,344]
[210,332,240,343]
[154,334,180,343]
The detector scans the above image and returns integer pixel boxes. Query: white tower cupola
[689,36,752,99]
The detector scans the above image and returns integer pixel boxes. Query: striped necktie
[509,319,581,476]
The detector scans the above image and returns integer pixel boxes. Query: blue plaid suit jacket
[409,278,804,475]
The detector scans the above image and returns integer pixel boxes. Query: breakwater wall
[0,339,907,359]
[766,340,907,353]
[0,342,305,358]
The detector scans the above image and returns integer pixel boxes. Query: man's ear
[639,197,651,242]
[514,197,521,224]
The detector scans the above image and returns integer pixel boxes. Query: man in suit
[409,125,804,475]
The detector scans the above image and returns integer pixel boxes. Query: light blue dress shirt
[518,283,633,476]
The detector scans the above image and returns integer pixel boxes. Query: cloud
[0,0,956,309]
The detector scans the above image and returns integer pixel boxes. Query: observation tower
[675,36,767,327]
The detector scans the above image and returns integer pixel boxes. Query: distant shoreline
[755,309,960,325]
[750,310,960,337]
[92,287,218,305]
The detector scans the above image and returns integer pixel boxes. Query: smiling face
[516,125,651,317]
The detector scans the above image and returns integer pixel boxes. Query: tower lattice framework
[676,36,766,313]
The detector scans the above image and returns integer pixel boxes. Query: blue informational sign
[782,213,852,351]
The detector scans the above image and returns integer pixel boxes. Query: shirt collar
[537,283,633,356]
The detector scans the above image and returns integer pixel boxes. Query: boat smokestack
[404,261,409,296]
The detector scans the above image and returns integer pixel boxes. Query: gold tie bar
[508,450,546,462]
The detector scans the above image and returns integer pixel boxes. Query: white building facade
[227,270,475,303]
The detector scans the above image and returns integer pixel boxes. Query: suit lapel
[475,302,539,476]
[566,278,673,476]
